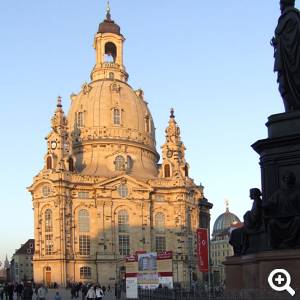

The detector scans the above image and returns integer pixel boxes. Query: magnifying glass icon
[268,269,295,296]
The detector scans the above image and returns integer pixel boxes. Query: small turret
[160,108,189,179]
[44,97,74,172]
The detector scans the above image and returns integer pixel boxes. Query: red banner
[197,228,209,272]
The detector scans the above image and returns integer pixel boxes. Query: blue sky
[0,0,285,263]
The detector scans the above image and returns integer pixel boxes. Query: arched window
[118,210,130,256]
[77,112,84,127]
[80,266,91,279]
[45,209,53,255]
[145,116,150,133]
[68,157,74,172]
[164,164,171,178]
[78,210,90,255]
[45,209,53,232]
[118,210,129,233]
[109,72,114,80]
[115,155,125,170]
[113,109,121,125]
[155,213,165,234]
[78,210,90,233]
[46,156,52,170]
[104,42,117,62]
[184,164,189,177]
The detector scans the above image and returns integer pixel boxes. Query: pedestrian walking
[17,283,24,300]
[37,285,47,300]
[7,284,14,300]
[95,286,103,300]
[22,283,33,300]
[86,286,95,300]
[53,292,61,300]
[81,285,88,300]
[71,284,76,299]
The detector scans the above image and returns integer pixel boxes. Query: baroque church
[28,5,209,286]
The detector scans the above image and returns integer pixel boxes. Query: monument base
[252,110,300,202]
[224,249,300,299]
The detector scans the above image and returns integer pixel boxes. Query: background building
[10,239,34,283]
[28,6,210,287]
[211,205,241,285]
[0,256,10,282]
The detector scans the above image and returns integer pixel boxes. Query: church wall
[28,7,208,287]
[33,260,64,285]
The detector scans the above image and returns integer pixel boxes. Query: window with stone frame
[145,115,150,133]
[155,213,165,234]
[164,164,171,178]
[115,155,125,171]
[186,209,192,233]
[78,191,89,199]
[42,186,51,197]
[76,111,84,127]
[46,156,52,169]
[45,209,53,232]
[80,266,92,279]
[45,234,53,255]
[68,157,74,172]
[78,209,90,233]
[118,210,129,233]
[79,235,90,255]
[155,236,166,253]
[117,184,128,198]
[119,235,130,256]
[113,108,121,125]
[109,72,115,80]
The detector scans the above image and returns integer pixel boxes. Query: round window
[118,184,128,198]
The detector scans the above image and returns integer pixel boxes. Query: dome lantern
[92,3,128,82]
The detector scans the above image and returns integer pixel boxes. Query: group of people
[0,283,49,300]
[69,283,108,300]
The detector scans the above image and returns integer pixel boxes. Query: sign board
[126,277,138,299]
[125,251,173,294]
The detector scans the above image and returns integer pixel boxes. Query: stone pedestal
[252,110,300,202]
[224,111,300,299]
[224,249,300,299]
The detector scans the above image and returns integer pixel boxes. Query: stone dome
[98,19,121,35]
[212,209,241,236]
[98,10,121,35]
[67,79,159,178]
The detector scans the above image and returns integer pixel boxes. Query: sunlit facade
[28,6,209,286]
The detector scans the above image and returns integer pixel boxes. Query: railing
[138,287,293,300]
[102,62,120,69]
[138,288,226,300]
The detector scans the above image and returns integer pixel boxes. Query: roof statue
[272,0,300,111]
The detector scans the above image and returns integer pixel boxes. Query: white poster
[126,277,138,299]
[159,276,173,289]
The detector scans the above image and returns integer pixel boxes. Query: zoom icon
[268,269,295,296]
